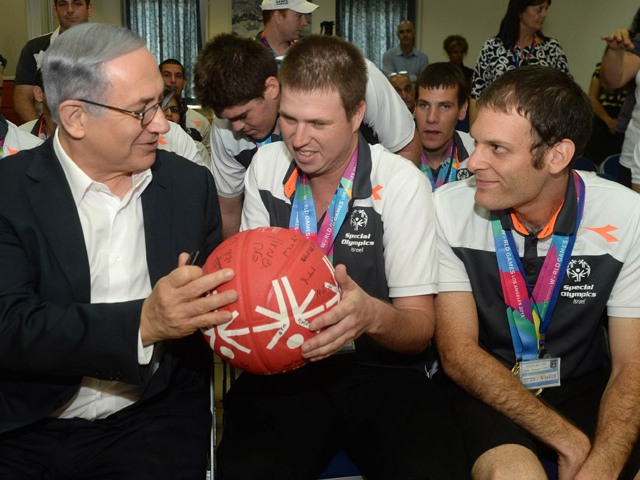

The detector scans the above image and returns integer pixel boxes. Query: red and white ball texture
[202,227,341,374]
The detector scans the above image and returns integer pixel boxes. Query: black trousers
[0,395,211,480]
[438,367,640,479]
[217,358,470,480]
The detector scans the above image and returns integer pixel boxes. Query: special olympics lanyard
[289,149,358,261]
[511,33,541,68]
[0,139,4,160]
[491,172,585,361]
[419,140,459,190]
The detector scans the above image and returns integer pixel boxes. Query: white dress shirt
[51,129,156,420]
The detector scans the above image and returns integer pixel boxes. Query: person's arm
[575,317,640,479]
[588,74,618,134]
[601,29,640,90]
[220,194,243,239]
[363,59,418,163]
[13,85,39,123]
[302,264,433,361]
[435,291,591,479]
[210,118,252,236]
[394,128,421,166]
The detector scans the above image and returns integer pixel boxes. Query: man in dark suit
[0,23,237,479]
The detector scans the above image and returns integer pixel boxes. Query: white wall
[420,0,639,91]
[1,0,638,91]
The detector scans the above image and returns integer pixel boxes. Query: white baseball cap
[260,0,319,14]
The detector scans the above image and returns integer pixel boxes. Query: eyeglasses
[77,92,174,127]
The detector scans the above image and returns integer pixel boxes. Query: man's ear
[264,76,280,100]
[458,99,469,121]
[57,100,88,140]
[33,86,45,103]
[548,139,576,174]
[350,100,366,133]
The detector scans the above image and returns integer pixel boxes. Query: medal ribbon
[0,139,4,160]
[419,140,459,190]
[491,172,585,361]
[289,148,358,261]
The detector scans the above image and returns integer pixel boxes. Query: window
[126,0,202,102]
[336,0,416,70]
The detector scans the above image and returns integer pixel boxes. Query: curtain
[336,0,416,71]
[126,0,201,102]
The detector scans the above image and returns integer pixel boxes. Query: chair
[573,155,598,172]
[600,153,621,183]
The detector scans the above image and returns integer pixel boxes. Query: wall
[1,0,638,91]
[420,0,639,90]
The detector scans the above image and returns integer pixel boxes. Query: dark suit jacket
[0,139,221,433]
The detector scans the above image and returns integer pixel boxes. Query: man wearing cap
[257,0,318,59]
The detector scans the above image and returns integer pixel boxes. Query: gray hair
[42,23,146,123]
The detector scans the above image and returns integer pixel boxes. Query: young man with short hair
[216,34,467,480]
[415,62,474,190]
[435,65,640,479]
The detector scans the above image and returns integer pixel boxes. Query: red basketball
[201,227,341,374]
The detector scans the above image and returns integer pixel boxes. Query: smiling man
[415,62,474,190]
[195,33,421,239]
[14,0,93,123]
[216,34,467,480]
[0,24,236,478]
[434,65,640,479]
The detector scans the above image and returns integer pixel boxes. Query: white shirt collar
[53,128,152,206]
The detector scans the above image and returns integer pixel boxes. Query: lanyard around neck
[420,140,459,190]
[289,149,358,262]
[491,172,585,361]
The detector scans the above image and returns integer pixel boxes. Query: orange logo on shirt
[6,146,19,155]
[372,184,383,200]
[158,136,168,145]
[584,225,619,243]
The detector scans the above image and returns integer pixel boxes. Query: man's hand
[301,264,373,361]
[140,252,238,346]
[557,430,591,480]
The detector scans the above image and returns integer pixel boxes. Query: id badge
[338,341,356,354]
[518,357,561,391]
